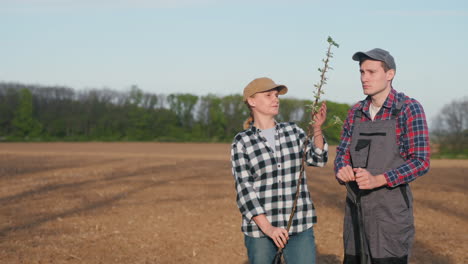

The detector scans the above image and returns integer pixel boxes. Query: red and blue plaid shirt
[334,88,430,187]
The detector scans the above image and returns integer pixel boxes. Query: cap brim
[262,85,288,95]
[352,51,367,61]
[277,85,288,95]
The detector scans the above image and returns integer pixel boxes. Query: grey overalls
[344,100,414,264]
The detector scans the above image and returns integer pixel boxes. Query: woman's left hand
[312,101,327,128]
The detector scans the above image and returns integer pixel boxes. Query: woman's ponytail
[243,102,254,130]
[243,112,254,130]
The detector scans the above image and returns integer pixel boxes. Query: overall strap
[354,107,363,122]
[391,99,405,119]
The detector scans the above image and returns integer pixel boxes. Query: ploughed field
[0,143,466,264]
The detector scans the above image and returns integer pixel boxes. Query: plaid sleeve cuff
[383,157,430,187]
[383,171,398,187]
[236,182,266,221]
[311,135,328,155]
[307,135,328,167]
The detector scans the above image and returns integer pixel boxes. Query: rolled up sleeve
[231,142,266,221]
[307,135,329,167]
[384,101,431,187]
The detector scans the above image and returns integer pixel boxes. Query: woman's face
[247,89,280,117]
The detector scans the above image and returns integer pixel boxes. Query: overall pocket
[352,139,371,168]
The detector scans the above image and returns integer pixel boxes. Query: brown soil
[0,142,466,264]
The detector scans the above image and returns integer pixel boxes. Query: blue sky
[1,0,467,126]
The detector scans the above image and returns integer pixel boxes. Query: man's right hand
[336,165,356,182]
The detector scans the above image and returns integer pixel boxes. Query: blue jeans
[244,227,316,264]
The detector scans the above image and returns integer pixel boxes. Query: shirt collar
[249,120,281,134]
[361,88,398,111]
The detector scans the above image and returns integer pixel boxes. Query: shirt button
[277,164,281,168]
[278,209,282,214]
[279,195,282,200]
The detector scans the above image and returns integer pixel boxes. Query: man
[334,48,430,264]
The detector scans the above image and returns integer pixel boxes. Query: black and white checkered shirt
[231,122,328,237]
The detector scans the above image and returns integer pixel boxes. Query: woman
[231,77,328,264]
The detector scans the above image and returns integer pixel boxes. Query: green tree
[152,108,183,141]
[126,86,151,140]
[0,86,20,137]
[167,93,199,130]
[11,89,42,139]
[278,98,303,122]
[220,95,248,140]
[197,94,226,141]
[322,101,349,144]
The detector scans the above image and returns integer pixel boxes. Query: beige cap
[243,77,288,101]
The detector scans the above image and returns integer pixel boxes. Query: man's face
[359,60,395,97]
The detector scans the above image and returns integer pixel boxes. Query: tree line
[2,82,465,157]
[0,82,350,144]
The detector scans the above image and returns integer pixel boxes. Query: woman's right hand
[264,225,289,248]
[253,214,289,248]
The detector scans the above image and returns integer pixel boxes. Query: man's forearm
[374,174,388,188]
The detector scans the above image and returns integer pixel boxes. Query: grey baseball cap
[352,48,396,70]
